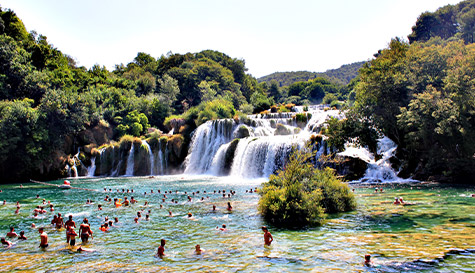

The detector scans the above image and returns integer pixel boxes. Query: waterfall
[142,140,155,175]
[87,157,96,177]
[184,106,342,178]
[125,144,135,176]
[338,137,411,183]
[184,119,235,174]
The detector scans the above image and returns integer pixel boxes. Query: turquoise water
[0,176,474,272]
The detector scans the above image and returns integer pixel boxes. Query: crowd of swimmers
[1,186,272,257]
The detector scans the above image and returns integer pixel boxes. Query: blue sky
[1,0,463,77]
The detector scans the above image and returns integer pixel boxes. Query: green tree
[157,74,180,107]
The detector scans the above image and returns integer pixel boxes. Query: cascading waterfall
[142,140,155,175]
[184,119,235,174]
[125,144,135,176]
[229,136,300,178]
[338,137,411,183]
[184,106,342,178]
[87,157,96,177]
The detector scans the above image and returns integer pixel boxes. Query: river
[0,176,474,272]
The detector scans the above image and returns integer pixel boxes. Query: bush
[258,146,356,227]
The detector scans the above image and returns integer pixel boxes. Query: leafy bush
[258,146,356,227]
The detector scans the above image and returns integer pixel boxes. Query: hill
[258,61,365,87]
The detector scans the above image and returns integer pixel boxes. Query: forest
[1,0,475,184]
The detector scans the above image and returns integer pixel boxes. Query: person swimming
[194,244,203,255]
[1,237,12,248]
[364,254,373,266]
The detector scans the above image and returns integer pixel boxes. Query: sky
[1,0,464,77]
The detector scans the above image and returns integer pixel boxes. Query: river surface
[0,176,474,272]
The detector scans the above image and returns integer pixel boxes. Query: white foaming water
[87,157,96,177]
[339,137,415,183]
[125,144,135,176]
[142,140,154,175]
[184,106,341,178]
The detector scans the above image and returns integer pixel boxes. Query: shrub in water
[258,146,356,227]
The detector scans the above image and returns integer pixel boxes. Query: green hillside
[258,61,365,87]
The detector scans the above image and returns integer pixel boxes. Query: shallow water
[0,176,474,272]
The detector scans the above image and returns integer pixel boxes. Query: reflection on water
[0,177,474,272]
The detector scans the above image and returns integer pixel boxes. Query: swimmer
[56,213,64,229]
[7,227,18,238]
[364,254,373,266]
[49,204,54,212]
[218,224,227,231]
[195,244,203,255]
[1,237,12,248]
[168,211,173,217]
[67,226,78,246]
[212,205,217,211]
[98,204,102,210]
[399,197,405,204]
[145,214,150,221]
[79,218,93,244]
[262,226,273,246]
[18,231,27,240]
[131,197,137,204]
[134,217,139,224]
[393,197,401,205]
[65,215,76,243]
[227,202,232,211]
[157,239,166,258]
[77,246,95,253]
[38,227,48,249]
[114,217,119,223]
[122,197,129,206]
[137,211,142,218]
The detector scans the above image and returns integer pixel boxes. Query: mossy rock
[235,125,250,138]
[274,123,292,136]
[223,139,240,175]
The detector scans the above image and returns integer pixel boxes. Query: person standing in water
[38,227,48,249]
[262,226,273,246]
[65,215,76,244]
[157,239,166,258]
[79,218,93,244]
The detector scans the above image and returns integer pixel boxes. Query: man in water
[262,226,273,246]
[6,227,18,238]
[157,239,166,258]
[195,244,203,255]
[79,218,93,244]
[38,227,48,249]
[18,231,27,240]
[56,213,64,229]
[1,237,12,248]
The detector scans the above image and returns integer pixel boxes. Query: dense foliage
[258,146,356,227]
[258,61,365,87]
[408,0,475,44]
[326,37,475,183]
[0,7,270,182]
